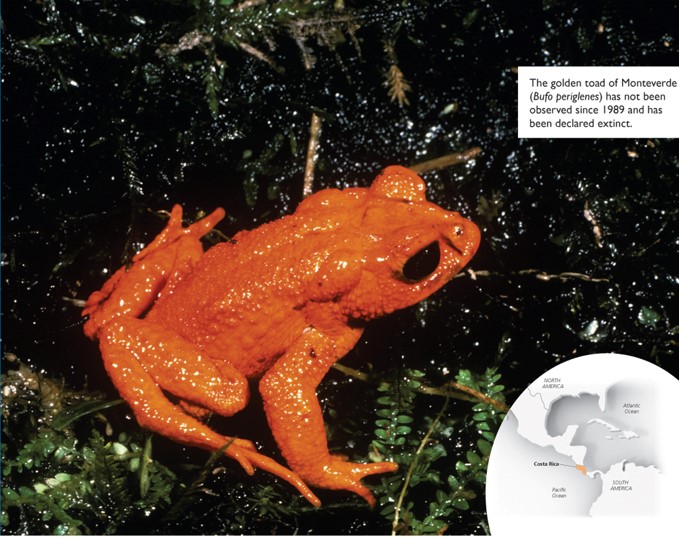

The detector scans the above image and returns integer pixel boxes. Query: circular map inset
[486,353,678,538]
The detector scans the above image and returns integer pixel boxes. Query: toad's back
[147,188,368,377]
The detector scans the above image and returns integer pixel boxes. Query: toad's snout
[441,215,481,262]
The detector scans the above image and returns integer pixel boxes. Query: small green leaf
[111,442,128,456]
[423,470,443,484]
[466,451,481,465]
[452,498,469,510]
[129,456,140,472]
[638,306,661,327]
[447,475,460,490]
[54,523,81,535]
[54,473,71,483]
[423,444,447,460]
[19,486,34,497]
[52,399,124,430]
[477,439,492,456]
[371,440,386,453]
[481,431,496,442]
[2,488,20,503]
[33,482,49,494]
[375,428,390,440]
[481,430,495,442]
[380,504,395,517]
[377,396,395,406]
[476,421,491,431]
[456,369,473,385]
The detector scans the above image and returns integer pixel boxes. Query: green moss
[1,364,176,534]
[370,367,506,535]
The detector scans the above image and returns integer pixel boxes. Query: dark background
[3,0,678,534]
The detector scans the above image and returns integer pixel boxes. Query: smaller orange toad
[83,165,481,507]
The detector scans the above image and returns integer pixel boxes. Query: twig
[302,112,322,198]
[331,362,371,382]
[236,0,266,9]
[156,30,212,57]
[583,200,604,248]
[408,147,482,174]
[446,382,508,413]
[62,296,86,308]
[457,268,609,283]
[331,363,508,412]
[237,41,284,74]
[392,394,450,535]
[291,32,316,70]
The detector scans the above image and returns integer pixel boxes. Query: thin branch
[236,0,267,9]
[331,361,371,382]
[302,112,322,198]
[459,268,609,283]
[331,363,508,413]
[408,147,482,174]
[583,200,604,248]
[237,41,284,74]
[156,30,212,57]
[445,381,508,413]
[392,394,450,535]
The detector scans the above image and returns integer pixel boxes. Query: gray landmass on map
[490,412,602,516]
[545,380,657,474]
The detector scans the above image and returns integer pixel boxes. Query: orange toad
[83,165,480,507]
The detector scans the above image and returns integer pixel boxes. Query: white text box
[518,66,679,138]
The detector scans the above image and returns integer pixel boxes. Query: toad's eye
[402,241,440,282]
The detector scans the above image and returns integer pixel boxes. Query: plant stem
[391,395,450,535]
[303,112,322,198]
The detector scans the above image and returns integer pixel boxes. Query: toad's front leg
[259,327,398,506]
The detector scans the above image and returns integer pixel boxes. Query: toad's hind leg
[98,319,320,507]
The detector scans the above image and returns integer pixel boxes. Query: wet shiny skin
[82,166,481,506]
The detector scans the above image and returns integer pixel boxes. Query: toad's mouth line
[440,234,464,257]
